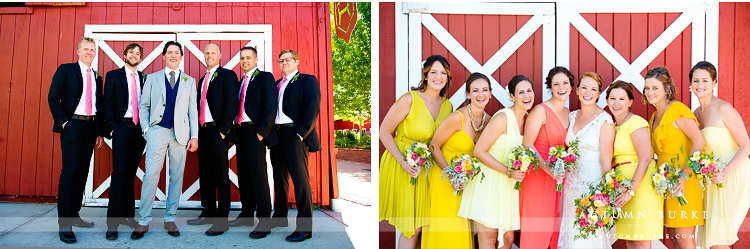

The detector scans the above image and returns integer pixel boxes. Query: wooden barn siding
[379,2,750,247]
[0,2,337,207]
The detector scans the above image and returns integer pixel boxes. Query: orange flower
[579,198,590,207]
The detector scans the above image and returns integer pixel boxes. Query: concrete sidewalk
[0,202,354,248]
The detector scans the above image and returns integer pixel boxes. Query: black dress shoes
[248,226,271,239]
[72,217,95,228]
[285,231,312,242]
[187,216,211,225]
[105,226,118,240]
[205,224,228,236]
[164,222,180,237]
[130,225,148,240]
[59,226,76,243]
[228,217,254,227]
[122,217,139,228]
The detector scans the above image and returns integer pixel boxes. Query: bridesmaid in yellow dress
[379,55,453,248]
[459,75,534,249]
[423,72,492,248]
[689,61,750,249]
[644,67,706,249]
[607,80,664,247]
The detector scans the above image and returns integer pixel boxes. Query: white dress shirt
[238,67,258,123]
[123,67,141,118]
[74,61,98,116]
[200,65,219,123]
[275,70,297,124]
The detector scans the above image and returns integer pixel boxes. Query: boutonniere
[292,73,299,82]
[182,75,188,82]
[211,71,218,81]
[93,70,100,78]
[252,69,259,77]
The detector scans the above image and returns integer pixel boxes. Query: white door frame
[556,2,718,109]
[83,25,274,209]
[395,2,556,108]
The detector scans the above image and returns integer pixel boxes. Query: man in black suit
[101,43,147,240]
[187,42,239,236]
[231,46,277,239]
[47,37,105,244]
[269,49,321,242]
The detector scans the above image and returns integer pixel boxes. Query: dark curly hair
[412,55,452,97]
[644,66,676,103]
[689,61,717,82]
[545,66,575,89]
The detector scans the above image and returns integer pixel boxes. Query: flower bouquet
[687,151,726,189]
[651,155,688,206]
[548,140,580,192]
[507,145,539,190]
[573,168,632,240]
[404,142,433,185]
[441,154,484,196]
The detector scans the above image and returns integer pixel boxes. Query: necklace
[467,104,486,132]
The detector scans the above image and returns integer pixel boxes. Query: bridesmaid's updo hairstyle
[606,80,635,101]
[545,66,575,89]
[689,61,717,82]
[644,66,676,103]
[412,55,452,98]
[464,72,492,94]
[508,74,532,96]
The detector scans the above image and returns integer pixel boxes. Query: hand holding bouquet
[404,142,433,185]
[441,154,484,196]
[573,168,632,240]
[651,156,688,205]
[687,151,726,189]
[507,145,539,190]
[548,140,580,192]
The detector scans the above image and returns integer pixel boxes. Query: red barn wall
[0,2,337,207]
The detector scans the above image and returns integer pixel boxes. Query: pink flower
[664,172,669,177]
[513,160,522,168]
[467,169,474,176]
[613,181,619,189]
[549,156,557,163]
[700,167,709,175]
[418,158,424,166]
[411,153,419,161]
[708,164,716,173]
[593,193,610,206]
[455,166,463,173]
[568,155,576,163]
[597,220,604,227]
[563,156,570,163]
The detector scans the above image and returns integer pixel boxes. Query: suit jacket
[239,69,278,146]
[102,67,147,139]
[48,62,104,134]
[277,72,321,152]
[198,66,239,136]
[138,69,198,145]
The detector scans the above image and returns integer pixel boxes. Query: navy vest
[158,72,181,129]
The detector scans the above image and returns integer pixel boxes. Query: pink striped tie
[85,68,93,116]
[199,71,209,125]
[130,72,139,125]
[236,75,248,123]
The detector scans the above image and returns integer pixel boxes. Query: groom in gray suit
[132,41,199,240]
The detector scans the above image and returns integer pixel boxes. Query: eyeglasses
[277,58,296,64]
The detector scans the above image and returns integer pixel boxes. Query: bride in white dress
[558,73,616,249]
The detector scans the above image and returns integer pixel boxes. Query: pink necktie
[86,68,93,116]
[130,72,139,125]
[199,71,210,125]
[277,77,288,99]
[236,75,248,123]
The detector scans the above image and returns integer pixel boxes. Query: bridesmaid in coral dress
[519,66,574,249]
[690,61,750,249]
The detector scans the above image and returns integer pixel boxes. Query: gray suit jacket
[138,69,199,145]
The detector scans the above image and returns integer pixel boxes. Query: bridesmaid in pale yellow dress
[689,61,750,249]
[379,55,453,249]
[608,80,664,248]
[644,67,706,249]
[459,75,534,249]
[424,72,492,248]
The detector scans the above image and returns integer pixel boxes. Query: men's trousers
[138,125,186,225]
[270,126,313,232]
[106,121,146,226]
[235,123,272,226]
[57,118,97,228]
[197,124,231,222]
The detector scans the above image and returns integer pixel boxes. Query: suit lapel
[73,62,84,98]
[139,71,146,88]
[118,67,128,93]
[176,71,187,100]
[158,70,167,100]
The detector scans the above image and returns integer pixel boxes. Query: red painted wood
[631,13,649,120]
[0,15,15,194]
[20,8,46,196]
[718,3,734,106]
[7,14,32,195]
[379,2,395,156]
[596,13,614,96]
[37,7,61,196]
